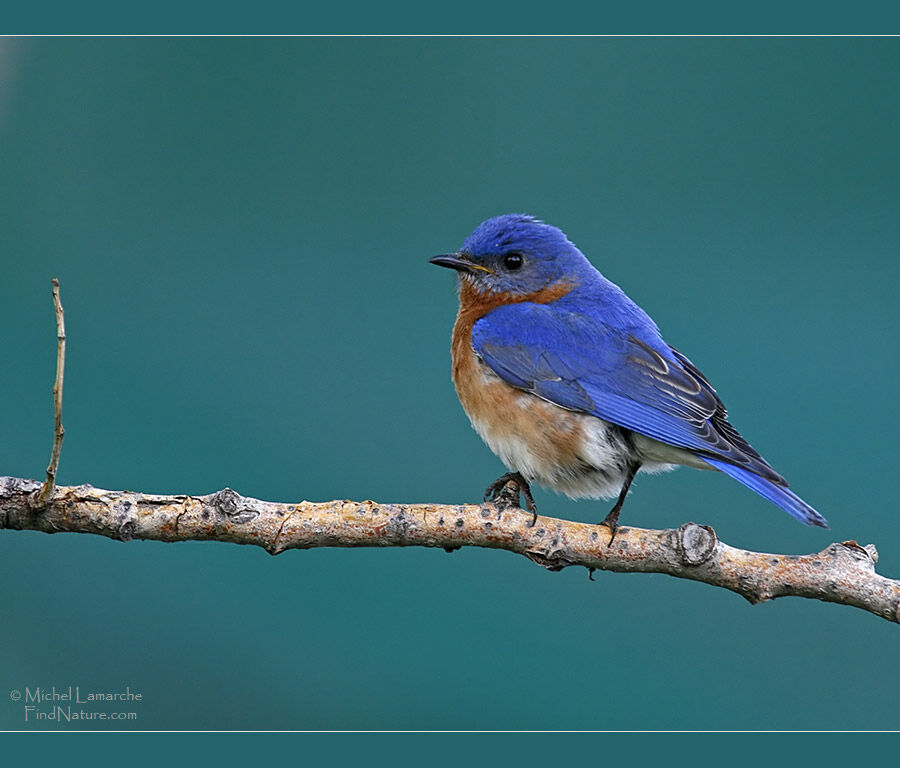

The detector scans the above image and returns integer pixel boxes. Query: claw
[600,512,620,545]
[599,461,640,546]
[483,472,538,526]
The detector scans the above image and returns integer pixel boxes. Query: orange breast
[449,279,586,477]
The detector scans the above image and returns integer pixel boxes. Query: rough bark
[2,476,898,623]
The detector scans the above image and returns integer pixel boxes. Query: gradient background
[1,37,898,730]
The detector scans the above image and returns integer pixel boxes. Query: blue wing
[471,302,827,527]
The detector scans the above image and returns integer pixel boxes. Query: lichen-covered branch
[2,475,898,623]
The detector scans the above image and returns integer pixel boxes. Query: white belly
[467,383,684,500]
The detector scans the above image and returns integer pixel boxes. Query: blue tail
[702,457,828,528]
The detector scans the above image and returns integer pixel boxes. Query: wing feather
[472,303,784,484]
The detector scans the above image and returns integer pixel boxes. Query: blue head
[430,214,595,296]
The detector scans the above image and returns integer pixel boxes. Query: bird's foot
[483,472,538,526]
[599,461,639,545]
[599,507,621,546]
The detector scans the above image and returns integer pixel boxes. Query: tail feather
[702,456,828,528]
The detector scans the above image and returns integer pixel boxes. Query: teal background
[0,37,898,730]
[3,3,900,34]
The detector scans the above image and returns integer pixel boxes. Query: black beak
[429,253,478,273]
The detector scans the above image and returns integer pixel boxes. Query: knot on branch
[671,522,718,566]
[118,520,137,541]
[210,488,259,524]
[824,540,878,571]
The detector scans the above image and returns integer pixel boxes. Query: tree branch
[6,279,898,625]
[2,476,898,623]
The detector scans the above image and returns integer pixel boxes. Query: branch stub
[677,522,718,566]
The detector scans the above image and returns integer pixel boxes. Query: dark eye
[503,252,524,271]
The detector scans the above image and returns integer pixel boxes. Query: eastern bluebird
[430,214,827,537]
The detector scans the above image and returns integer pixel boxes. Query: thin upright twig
[34,278,66,506]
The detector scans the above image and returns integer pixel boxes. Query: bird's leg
[601,461,641,544]
[483,471,538,526]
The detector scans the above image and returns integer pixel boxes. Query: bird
[430,214,827,538]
